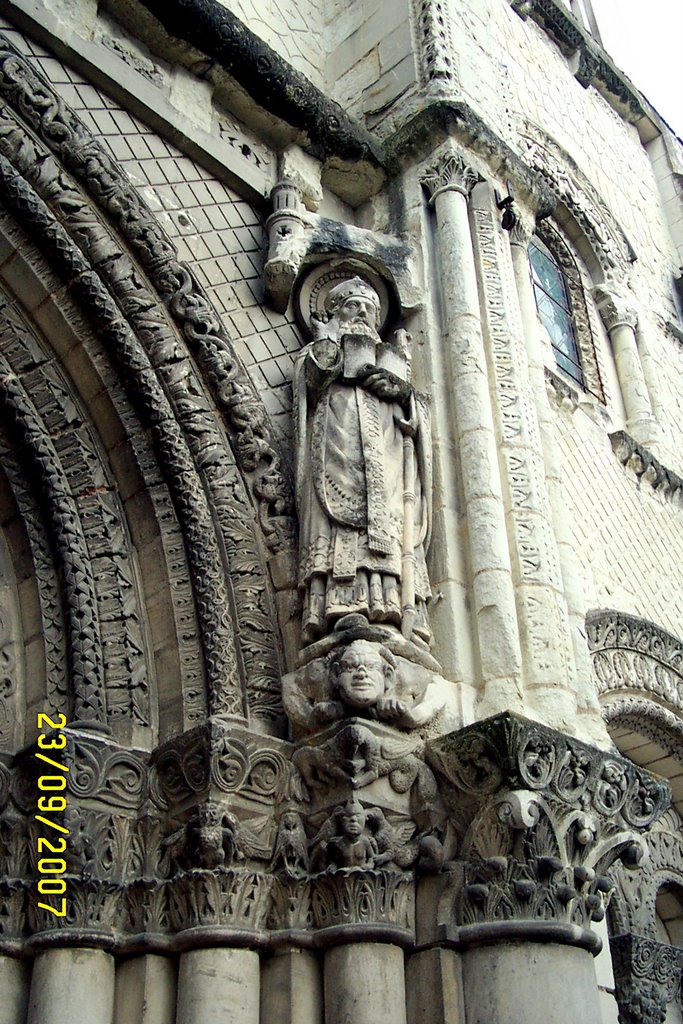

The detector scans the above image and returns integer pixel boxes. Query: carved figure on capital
[293,272,433,649]
[283,633,448,737]
[309,798,419,871]
[272,809,310,876]
[162,801,272,873]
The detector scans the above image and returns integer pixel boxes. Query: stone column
[114,954,176,1024]
[260,948,322,1024]
[509,218,607,745]
[0,955,30,1024]
[27,948,115,1024]
[469,184,577,733]
[460,942,602,1024]
[421,147,524,717]
[176,947,260,1024]
[594,286,658,445]
[428,713,671,1024]
[324,943,406,1024]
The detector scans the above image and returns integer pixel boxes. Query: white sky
[591,0,683,139]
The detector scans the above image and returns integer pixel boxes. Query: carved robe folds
[294,309,432,648]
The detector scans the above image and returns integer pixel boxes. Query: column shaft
[176,948,259,1024]
[260,948,322,1024]
[114,954,176,1024]
[0,955,30,1024]
[406,948,464,1024]
[27,948,115,1024]
[461,943,602,1024]
[610,321,656,432]
[324,943,406,1024]
[431,182,524,714]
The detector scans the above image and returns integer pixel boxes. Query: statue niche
[293,275,432,648]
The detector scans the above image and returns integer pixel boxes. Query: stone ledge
[609,431,683,508]
[510,0,676,145]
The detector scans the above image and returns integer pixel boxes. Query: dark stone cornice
[130,0,557,210]
[514,0,681,143]
[137,0,383,168]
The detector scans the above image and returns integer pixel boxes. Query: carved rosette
[421,151,481,203]
[427,713,670,942]
[611,934,683,1024]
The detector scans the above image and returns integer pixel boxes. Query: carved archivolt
[0,33,290,727]
[587,610,683,757]
[519,120,636,280]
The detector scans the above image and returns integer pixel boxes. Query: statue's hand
[310,310,338,342]
[376,697,410,722]
[311,700,344,725]
[359,367,411,404]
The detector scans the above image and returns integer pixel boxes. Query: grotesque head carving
[329,639,396,709]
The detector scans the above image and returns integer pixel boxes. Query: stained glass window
[529,235,586,390]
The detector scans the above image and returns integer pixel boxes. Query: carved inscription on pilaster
[471,205,569,691]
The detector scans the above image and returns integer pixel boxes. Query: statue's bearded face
[336,293,378,328]
[335,641,386,707]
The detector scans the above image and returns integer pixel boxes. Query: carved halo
[293,259,392,338]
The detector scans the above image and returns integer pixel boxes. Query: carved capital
[611,933,683,1024]
[508,211,537,249]
[427,713,670,939]
[594,286,638,332]
[421,151,481,203]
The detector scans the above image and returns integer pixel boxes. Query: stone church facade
[0,0,681,1021]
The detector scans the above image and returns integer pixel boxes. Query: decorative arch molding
[587,609,683,737]
[0,32,291,733]
[519,120,636,282]
[609,809,683,940]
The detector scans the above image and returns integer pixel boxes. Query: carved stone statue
[293,276,432,648]
[283,637,448,733]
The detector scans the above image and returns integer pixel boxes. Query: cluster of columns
[0,938,609,1024]
[0,944,405,1024]
[420,144,606,741]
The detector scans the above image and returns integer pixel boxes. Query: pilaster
[421,144,525,718]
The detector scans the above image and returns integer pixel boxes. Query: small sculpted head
[325,277,380,330]
[339,799,366,838]
[330,639,395,708]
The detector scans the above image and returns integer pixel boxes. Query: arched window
[528,223,605,402]
[529,234,585,388]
